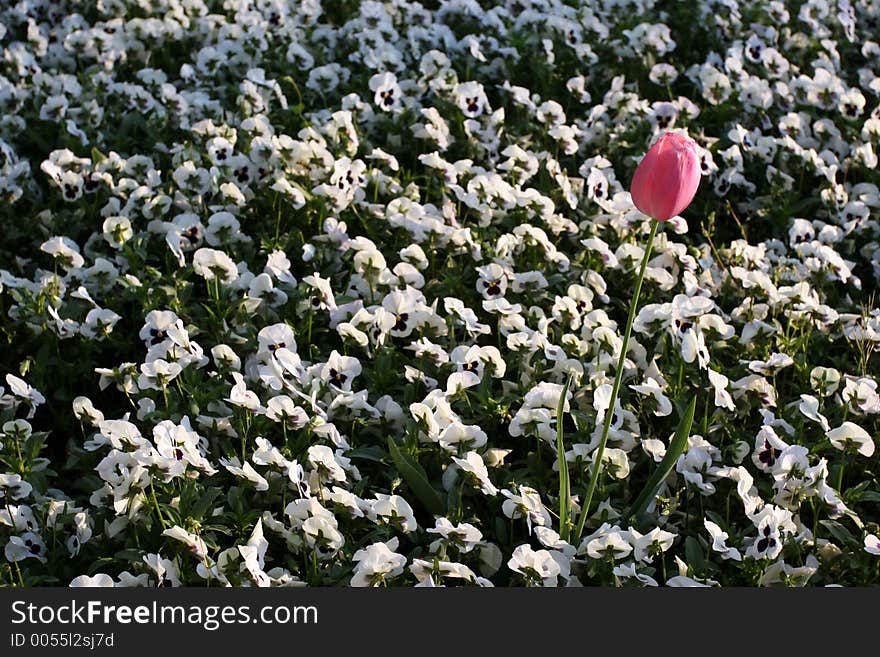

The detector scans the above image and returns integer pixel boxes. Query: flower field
[1,0,879,587]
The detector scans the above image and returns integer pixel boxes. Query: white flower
[238,519,271,586]
[426,518,483,553]
[369,72,402,112]
[351,538,407,586]
[629,377,672,416]
[252,437,288,470]
[411,108,451,150]
[745,506,794,560]
[501,485,551,530]
[211,344,241,370]
[454,81,489,117]
[102,216,133,249]
[760,558,818,587]
[630,527,676,563]
[70,574,115,587]
[708,369,736,411]
[704,520,742,561]
[437,421,488,452]
[153,417,217,477]
[321,351,361,392]
[0,504,38,532]
[370,494,418,533]
[192,248,239,283]
[613,562,658,587]
[5,532,47,563]
[798,394,829,431]
[143,553,181,587]
[5,375,45,416]
[220,457,269,491]
[265,395,308,427]
[507,544,566,587]
[162,526,208,561]
[409,558,486,586]
[138,359,182,391]
[307,445,347,484]
[451,451,498,496]
[0,474,33,501]
[582,530,633,561]
[747,352,794,376]
[71,395,104,431]
[40,236,84,269]
[226,372,264,412]
[810,367,841,396]
[826,422,875,457]
[666,575,713,587]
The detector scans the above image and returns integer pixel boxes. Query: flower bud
[630,132,701,221]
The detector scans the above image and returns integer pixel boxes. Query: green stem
[12,433,24,475]
[150,478,169,530]
[574,218,660,542]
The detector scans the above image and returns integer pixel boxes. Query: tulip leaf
[387,437,446,517]
[556,373,573,542]
[625,395,697,522]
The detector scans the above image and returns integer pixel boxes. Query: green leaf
[705,509,726,528]
[190,488,223,520]
[625,395,697,521]
[386,437,446,517]
[446,481,461,518]
[114,549,146,563]
[88,558,118,575]
[494,517,509,546]
[201,524,234,536]
[685,536,705,573]
[226,487,245,515]
[819,519,854,546]
[556,373,573,542]
[345,446,388,463]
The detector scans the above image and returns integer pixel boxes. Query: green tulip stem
[574,218,660,543]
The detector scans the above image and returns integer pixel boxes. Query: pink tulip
[629,132,701,221]
[574,133,702,541]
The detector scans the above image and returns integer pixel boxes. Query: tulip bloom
[630,132,701,221]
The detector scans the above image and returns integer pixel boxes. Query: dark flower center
[329,368,348,386]
[758,440,778,466]
[393,312,409,332]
